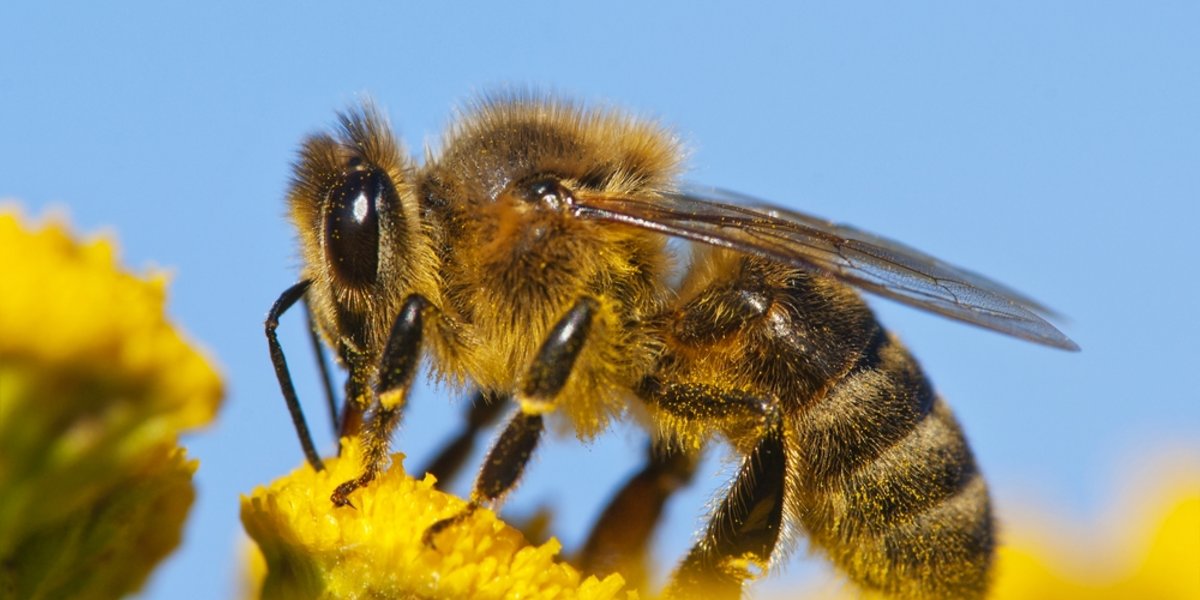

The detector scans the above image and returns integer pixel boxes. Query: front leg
[331,293,430,507]
[424,297,598,545]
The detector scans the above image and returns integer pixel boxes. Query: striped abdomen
[786,327,993,599]
[660,249,994,598]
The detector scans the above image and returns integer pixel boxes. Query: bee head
[288,104,428,361]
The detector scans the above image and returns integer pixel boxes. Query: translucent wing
[572,185,1078,351]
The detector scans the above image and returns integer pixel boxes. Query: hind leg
[576,442,699,589]
[639,379,788,600]
[417,389,507,489]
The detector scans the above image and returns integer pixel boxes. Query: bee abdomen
[792,331,993,599]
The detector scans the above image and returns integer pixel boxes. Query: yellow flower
[241,440,635,600]
[0,209,223,599]
[989,473,1200,600]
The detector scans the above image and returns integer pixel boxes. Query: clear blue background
[3,3,1196,598]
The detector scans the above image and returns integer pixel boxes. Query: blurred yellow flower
[241,440,635,600]
[990,472,1200,600]
[0,209,223,599]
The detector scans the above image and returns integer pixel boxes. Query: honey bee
[265,96,1076,599]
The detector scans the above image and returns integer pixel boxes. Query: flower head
[0,209,223,599]
[241,440,635,600]
[989,473,1200,600]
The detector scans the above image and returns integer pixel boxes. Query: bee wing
[572,186,1078,351]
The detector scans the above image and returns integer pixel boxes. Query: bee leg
[576,442,699,588]
[422,405,544,545]
[265,279,324,471]
[331,293,429,508]
[418,389,508,489]
[302,297,341,436]
[423,297,598,546]
[671,428,786,599]
[643,381,787,599]
[336,349,371,444]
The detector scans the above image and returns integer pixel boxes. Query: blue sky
[2,3,1197,598]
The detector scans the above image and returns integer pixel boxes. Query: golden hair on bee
[266,93,1075,600]
[419,96,683,435]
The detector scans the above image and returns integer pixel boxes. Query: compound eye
[324,168,392,287]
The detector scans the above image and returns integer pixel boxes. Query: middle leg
[417,389,508,489]
[424,297,599,544]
